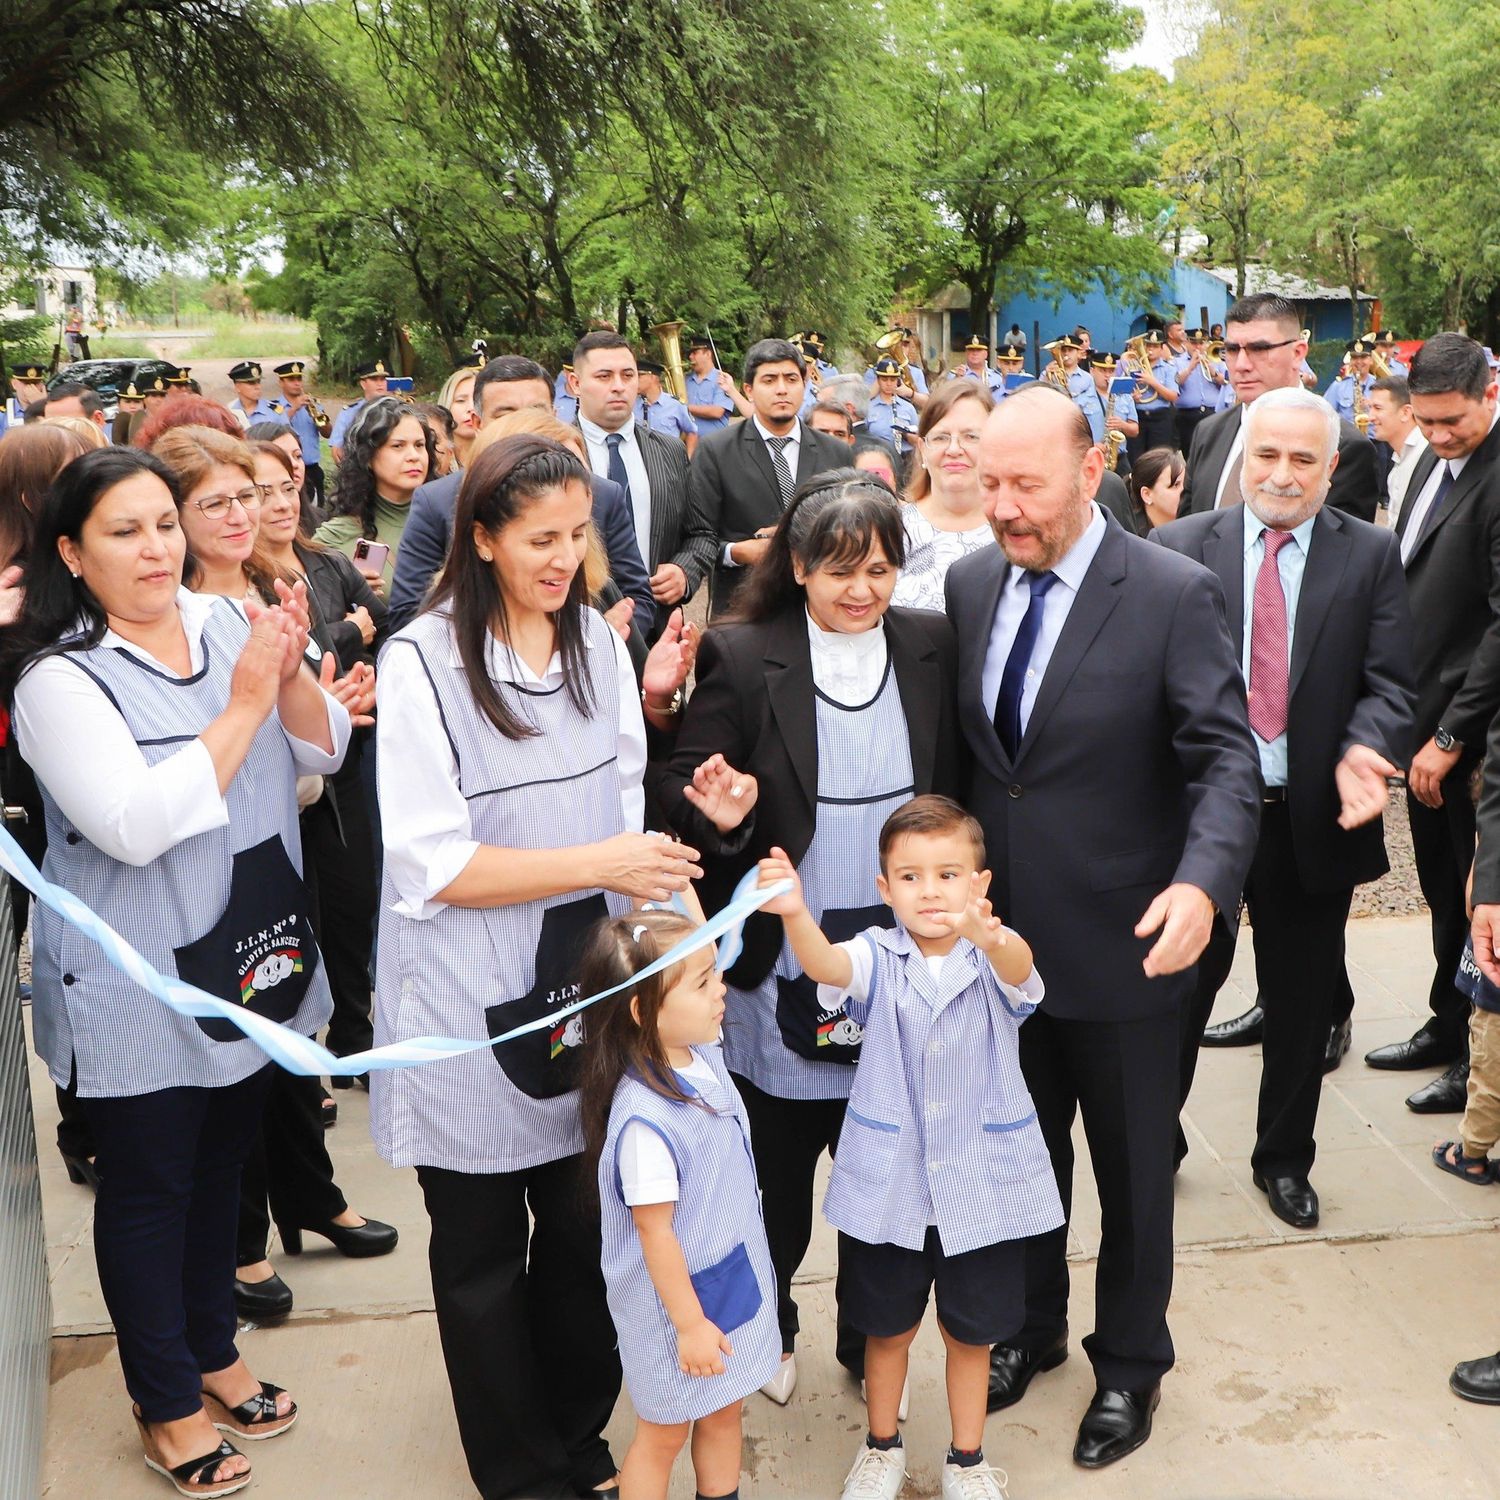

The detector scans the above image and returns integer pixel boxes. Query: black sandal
[1433,1140,1495,1185]
[134,1408,250,1497]
[201,1380,298,1440]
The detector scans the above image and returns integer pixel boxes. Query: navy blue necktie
[994,571,1058,758]
[605,432,631,512]
[1410,459,1454,553]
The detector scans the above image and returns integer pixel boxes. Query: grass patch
[88,314,319,363]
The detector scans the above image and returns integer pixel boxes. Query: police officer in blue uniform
[1085,351,1139,475]
[804,330,841,383]
[862,328,930,406]
[226,361,281,429]
[948,334,1004,395]
[165,364,195,393]
[1325,337,1377,430]
[330,358,391,461]
[864,357,919,455]
[1173,328,1227,450]
[683,335,741,432]
[110,380,145,444]
[4,362,48,432]
[993,343,1030,400]
[1048,331,1095,406]
[271,360,333,509]
[635,359,699,456]
[1371,329,1409,378]
[1128,329,1181,457]
[553,364,578,425]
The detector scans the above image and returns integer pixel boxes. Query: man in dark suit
[1182,293,1378,1057]
[387,355,654,633]
[686,337,851,616]
[569,330,716,637]
[1364,333,1500,1114]
[945,386,1260,1468]
[1179,293,1378,524]
[1156,389,1416,1228]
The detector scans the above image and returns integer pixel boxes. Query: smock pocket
[982,1112,1041,1184]
[689,1242,762,1334]
[837,1106,902,1185]
[774,903,885,1063]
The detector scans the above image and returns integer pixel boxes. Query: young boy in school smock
[758,795,1063,1500]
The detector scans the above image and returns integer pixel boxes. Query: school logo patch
[816,1015,863,1048]
[549,1014,586,1059]
[238,945,304,1004]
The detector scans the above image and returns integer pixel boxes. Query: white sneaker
[760,1352,797,1405]
[841,1441,907,1500]
[860,1373,911,1422]
[940,1459,1010,1500]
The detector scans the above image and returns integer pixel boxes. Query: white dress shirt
[12,589,349,868]
[377,619,646,919]
[1384,424,1429,526]
[723,418,804,567]
[806,609,889,706]
[1400,405,1500,562]
[981,504,1108,734]
[579,414,652,571]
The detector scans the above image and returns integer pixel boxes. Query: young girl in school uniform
[579,909,782,1500]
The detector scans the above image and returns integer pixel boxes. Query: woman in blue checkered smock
[3,446,349,1492]
[661,469,964,1401]
[370,435,702,1500]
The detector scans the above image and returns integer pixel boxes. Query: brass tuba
[651,320,688,401]
[874,327,915,389]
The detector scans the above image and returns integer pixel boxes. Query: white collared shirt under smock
[981,503,1108,739]
[13,589,349,867]
[1384,424,1429,526]
[1400,404,1500,563]
[891,502,995,613]
[580,413,652,572]
[376,614,645,920]
[1240,504,1314,788]
[814,924,1062,1255]
[806,607,888,704]
[722,417,803,567]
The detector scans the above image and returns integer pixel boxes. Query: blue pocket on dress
[689,1242,762,1334]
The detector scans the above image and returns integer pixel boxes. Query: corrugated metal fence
[0,875,50,1496]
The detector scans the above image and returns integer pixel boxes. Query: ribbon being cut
[0,820,787,1078]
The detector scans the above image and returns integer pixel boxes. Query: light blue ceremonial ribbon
[0,821,785,1078]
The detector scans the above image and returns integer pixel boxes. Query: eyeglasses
[923,430,984,450]
[194,487,261,520]
[1220,338,1299,357]
[254,480,301,501]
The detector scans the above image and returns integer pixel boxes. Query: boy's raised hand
[756,847,805,915]
[677,1317,734,1377]
[933,871,1007,951]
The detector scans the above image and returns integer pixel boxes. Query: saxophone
[1352,374,1370,436]
[1104,388,1124,471]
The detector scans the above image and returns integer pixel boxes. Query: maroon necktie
[1247,529,1293,741]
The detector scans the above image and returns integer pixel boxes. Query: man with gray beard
[1155,388,1416,1228]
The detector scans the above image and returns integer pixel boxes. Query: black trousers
[733,1073,863,1372]
[1407,764,1479,1053]
[1017,1009,1179,1390]
[1175,406,1215,452]
[417,1157,618,1500]
[236,1059,347,1264]
[304,462,326,513]
[79,1065,272,1422]
[1243,804,1353,1176]
[303,753,376,1057]
[1134,408,1178,460]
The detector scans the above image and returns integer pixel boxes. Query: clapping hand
[642,608,699,704]
[319,653,376,727]
[931,872,1007,952]
[1335,743,1397,829]
[684,753,758,832]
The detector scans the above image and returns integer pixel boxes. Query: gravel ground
[1352,787,1427,918]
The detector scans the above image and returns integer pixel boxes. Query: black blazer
[944,515,1262,1022]
[1395,422,1500,748]
[662,604,963,989]
[1180,406,1378,522]
[686,420,853,615]
[1153,505,1416,892]
[627,420,718,597]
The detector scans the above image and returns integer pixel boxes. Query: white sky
[1116,0,1206,77]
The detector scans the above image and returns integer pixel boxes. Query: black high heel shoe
[277,1216,398,1258]
[233,1273,294,1321]
[59,1149,101,1192]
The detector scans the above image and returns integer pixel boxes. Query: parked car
[45,359,177,420]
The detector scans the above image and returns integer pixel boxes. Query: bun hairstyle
[728,466,906,624]
[576,909,706,1170]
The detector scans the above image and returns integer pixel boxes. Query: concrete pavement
[36,915,1500,1497]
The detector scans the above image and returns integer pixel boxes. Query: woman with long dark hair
[1121,446,1186,536]
[313,395,435,595]
[372,434,702,1500]
[3,445,349,1494]
[661,469,963,1406]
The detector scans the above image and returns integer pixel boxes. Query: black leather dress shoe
[1074,1385,1161,1468]
[233,1272,293,1320]
[1202,1004,1263,1046]
[1323,1018,1352,1074]
[1451,1353,1500,1404]
[1365,1028,1460,1071]
[986,1334,1068,1411]
[1407,1061,1469,1114]
[1252,1171,1319,1228]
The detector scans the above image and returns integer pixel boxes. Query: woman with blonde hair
[437,365,479,470]
[39,414,108,450]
